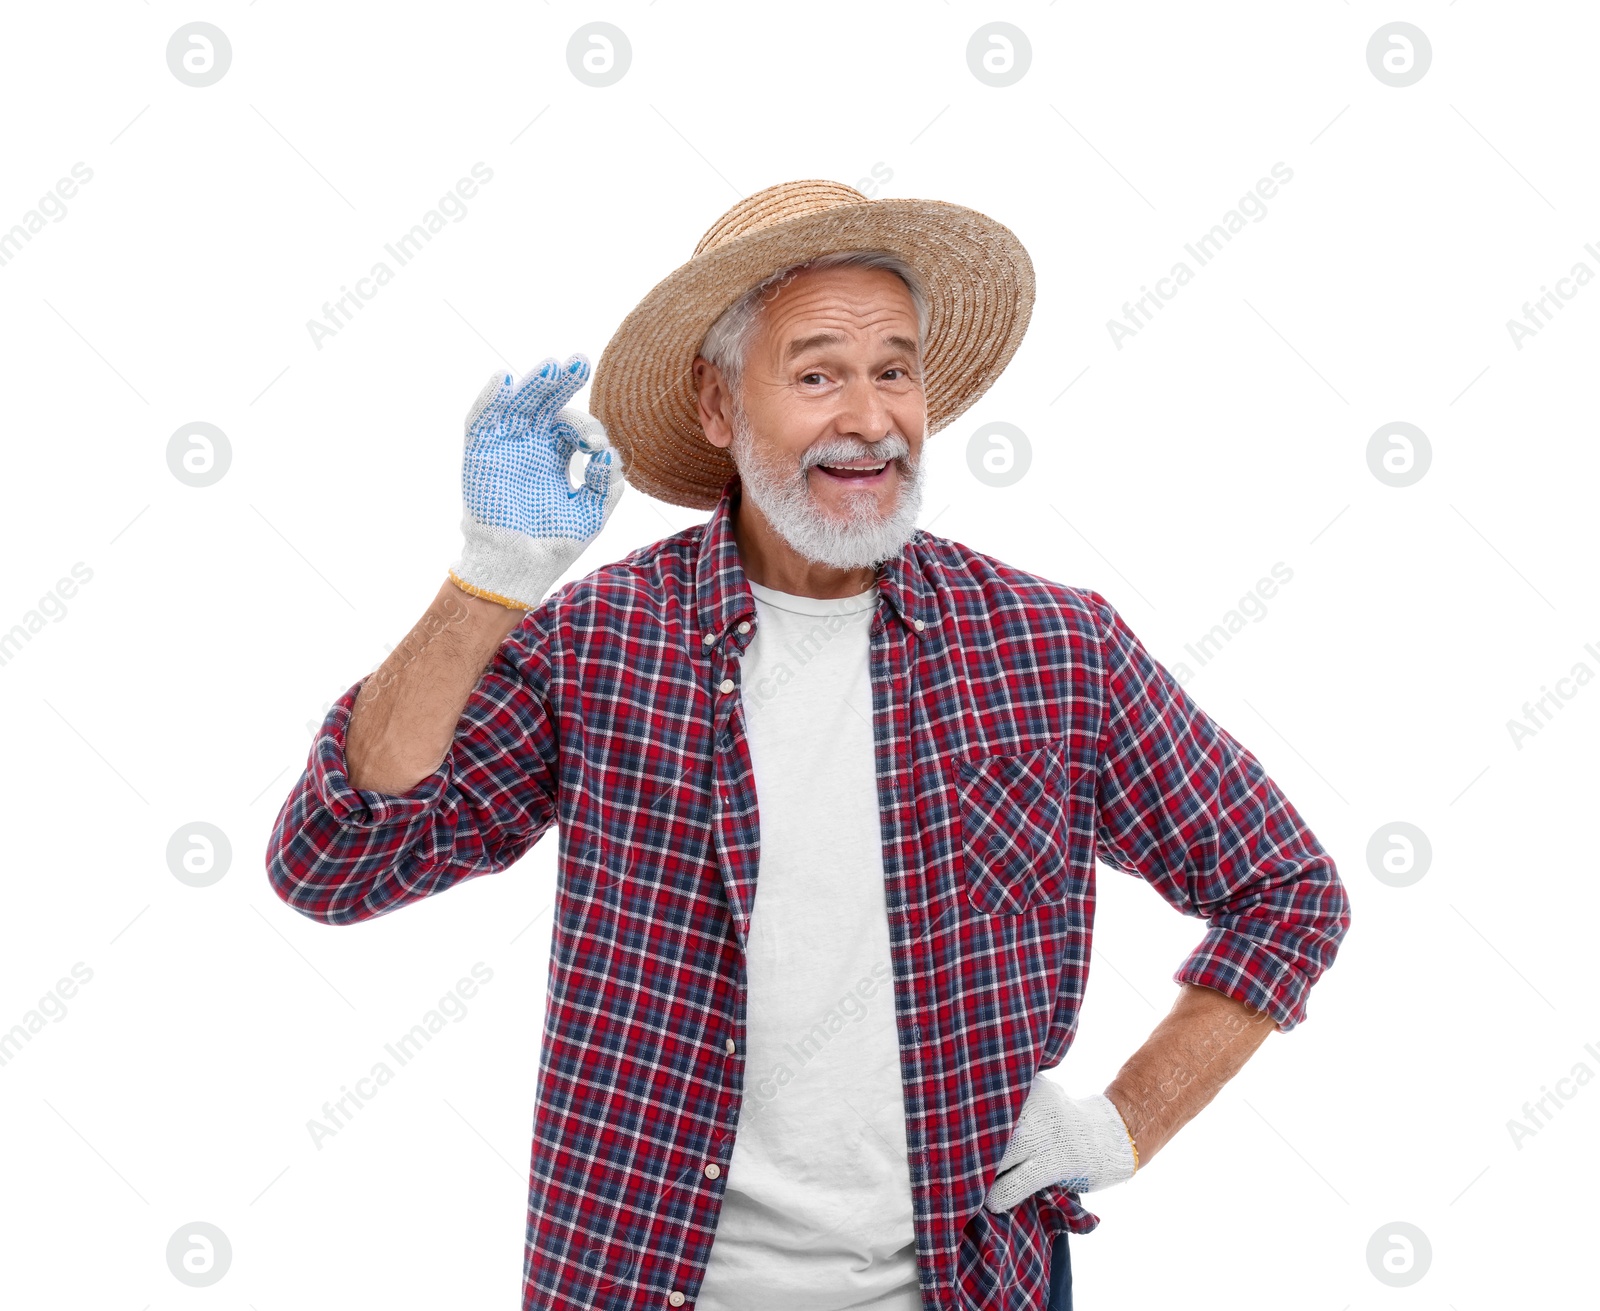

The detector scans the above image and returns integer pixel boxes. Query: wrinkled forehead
[753,264,921,347]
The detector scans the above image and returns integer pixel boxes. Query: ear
[693,355,735,451]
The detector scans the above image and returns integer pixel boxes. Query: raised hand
[450,353,626,610]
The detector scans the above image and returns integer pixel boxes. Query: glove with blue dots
[448,352,625,611]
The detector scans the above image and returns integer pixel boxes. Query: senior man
[268,179,1349,1311]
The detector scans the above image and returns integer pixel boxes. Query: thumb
[994,1129,1032,1177]
[984,1158,1039,1214]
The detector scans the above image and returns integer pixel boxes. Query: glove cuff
[1083,1091,1140,1187]
[447,569,536,613]
[451,522,583,612]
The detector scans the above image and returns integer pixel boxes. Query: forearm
[1104,982,1275,1168]
[346,579,525,795]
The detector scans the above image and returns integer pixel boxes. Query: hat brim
[590,196,1035,511]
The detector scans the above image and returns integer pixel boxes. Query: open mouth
[812,460,892,482]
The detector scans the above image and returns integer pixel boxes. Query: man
[267,179,1349,1311]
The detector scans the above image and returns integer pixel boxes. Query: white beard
[728,403,926,571]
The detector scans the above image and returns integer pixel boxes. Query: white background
[1,2,1595,1307]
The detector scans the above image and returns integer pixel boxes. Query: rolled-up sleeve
[1085,590,1350,1030]
[265,597,564,926]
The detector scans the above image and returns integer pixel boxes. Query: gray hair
[698,249,929,401]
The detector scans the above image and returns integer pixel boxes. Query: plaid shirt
[267,474,1348,1310]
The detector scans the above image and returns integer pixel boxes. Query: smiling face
[693,261,929,592]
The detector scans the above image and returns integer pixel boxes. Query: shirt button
[702,632,716,646]
[719,678,734,694]
[668,1293,686,1307]
[724,1037,736,1055]
[913,618,925,631]
[704,1162,721,1180]
[737,620,751,634]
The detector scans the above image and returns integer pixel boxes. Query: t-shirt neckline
[746,576,879,617]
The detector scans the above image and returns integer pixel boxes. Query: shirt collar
[692,473,933,645]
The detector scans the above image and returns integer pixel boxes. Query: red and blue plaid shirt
[267,474,1349,1310]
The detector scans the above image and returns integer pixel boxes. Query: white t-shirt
[694,578,922,1311]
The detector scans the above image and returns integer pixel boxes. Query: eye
[800,372,825,385]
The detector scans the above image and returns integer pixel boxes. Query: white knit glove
[984,1075,1139,1213]
[447,353,625,611]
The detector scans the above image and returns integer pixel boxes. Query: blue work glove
[984,1076,1139,1213]
[448,353,626,610]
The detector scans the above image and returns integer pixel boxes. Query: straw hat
[589,179,1035,510]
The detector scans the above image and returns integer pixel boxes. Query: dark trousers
[1047,1232,1072,1311]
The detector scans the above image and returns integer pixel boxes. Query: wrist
[1101,1089,1140,1173]
[448,568,535,615]
[425,578,526,665]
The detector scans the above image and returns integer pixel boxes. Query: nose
[835,372,896,445]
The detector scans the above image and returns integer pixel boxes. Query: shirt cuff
[310,679,453,829]
[1173,926,1312,1032]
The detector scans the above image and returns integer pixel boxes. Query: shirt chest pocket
[955,740,1072,915]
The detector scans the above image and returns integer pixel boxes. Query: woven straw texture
[589,179,1035,510]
